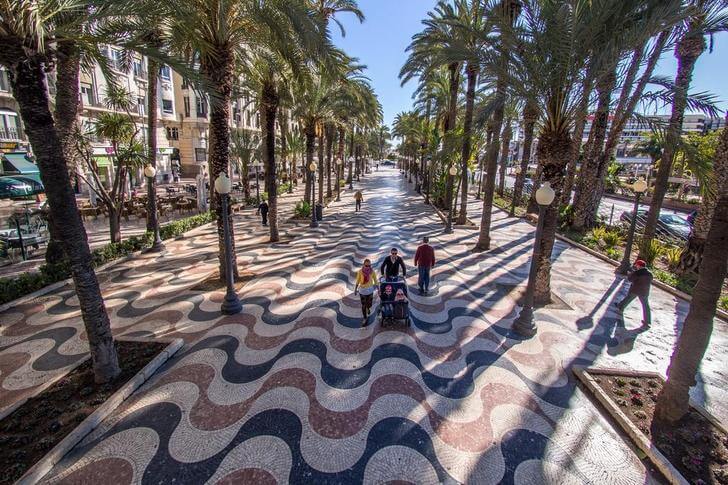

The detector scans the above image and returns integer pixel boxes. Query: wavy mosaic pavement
[2,169,726,484]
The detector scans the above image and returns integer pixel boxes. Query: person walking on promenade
[257,200,269,226]
[354,190,363,212]
[354,258,378,327]
[380,247,407,281]
[414,236,436,295]
[617,259,653,328]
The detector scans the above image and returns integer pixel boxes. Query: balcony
[0,128,21,140]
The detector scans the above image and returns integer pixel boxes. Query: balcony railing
[0,128,21,140]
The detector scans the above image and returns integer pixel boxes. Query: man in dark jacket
[257,200,269,226]
[380,247,407,281]
[414,236,436,295]
[617,259,652,327]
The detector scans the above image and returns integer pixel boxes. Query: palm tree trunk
[305,123,316,204]
[47,39,82,265]
[512,101,538,212]
[497,121,513,196]
[201,52,238,281]
[261,79,280,242]
[572,69,617,230]
[678,113,728,274]
[326,124,334,198]
[4,50,120,383]
[457,63,477,225]
[318,130,324,204]
[146,58,161,234]
[533,129,573,304]
[640,22,706,259]
[653,157,728,424]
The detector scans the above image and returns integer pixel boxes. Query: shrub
[558,205,574,228]
[294,200,311,218]
[159,211,214,240]
[662,246,683,270]
[653,269,695,295]
[638,239,664,267]
[720,296,728,312]
[606,248,621,261]
[277,182,292,195]
[602,230,624,248]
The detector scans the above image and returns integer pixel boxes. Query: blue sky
[331,0,728,128]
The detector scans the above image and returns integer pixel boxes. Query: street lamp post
[336,160,342,201]
[215,173,242,315]
[309,162,318,228]
[617,178,648,275]
[512,182,556,338]
[348,156,354,190]
[445,165,457,234]
[424,157,431,205]
[144,164,165,252]
[509,167,522,217]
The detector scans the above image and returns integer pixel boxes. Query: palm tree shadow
[575,277,625,331]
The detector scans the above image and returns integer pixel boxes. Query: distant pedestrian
[617,259,653,328]
[257,200,269,226]
[354,190,363,212]
[414,236,436,295]
[380,247,407,281]
[354,258,378,327]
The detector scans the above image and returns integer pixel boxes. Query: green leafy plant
[662,246,683,270]
[638,239,664,267]
[720,295,728,312]
[602,230,624,248]
[294,200,311,218]
[606,248,621,261]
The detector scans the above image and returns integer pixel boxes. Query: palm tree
[653,117,728,424]
[639,0,725,260]
[0,0,120,382]
[230,128,260,201]
[311,0,364,36]
[511,99,539,214]
[473,0,520,250]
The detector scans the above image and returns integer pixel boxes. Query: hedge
[0,211,215,306]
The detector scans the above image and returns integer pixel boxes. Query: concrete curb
[574,366,726,485]
[16,338,184,485]
[505,207,728,323]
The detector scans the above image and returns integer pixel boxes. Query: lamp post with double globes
[336,159,342,201]
[444,165,458,234]
[309,162,318,228]
[617,178,649,275]
[214,173,242,315]
[143,164,165,252]
[348,156,354,190]
[512,181,555,337]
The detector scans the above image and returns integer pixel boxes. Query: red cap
[634,260,646,268]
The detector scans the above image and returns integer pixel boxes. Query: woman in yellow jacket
[354,258,378,327]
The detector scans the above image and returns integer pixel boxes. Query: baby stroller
[378,277,411,327]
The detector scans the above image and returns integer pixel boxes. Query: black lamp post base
[222,293,243,315]
[513,309,537,337]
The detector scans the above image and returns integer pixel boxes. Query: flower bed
[575,367,728,484]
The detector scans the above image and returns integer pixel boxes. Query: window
[195,147,207,162]
[166,127,179,140]
[108,48,123,71]
[160,65,171,82]
[137,97,146,116]
[183,96,190,118]
[255,113,260,128]
[133,60,146,79]
[181,78,191,89]
[0,113,21,140]
[162,99,173,115]
[80,83,95,106]
[0,69,9,92]
[196,96,207,118]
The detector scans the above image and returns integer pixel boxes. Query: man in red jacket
[414,236,436,295]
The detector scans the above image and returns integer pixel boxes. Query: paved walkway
[0,169,725,483]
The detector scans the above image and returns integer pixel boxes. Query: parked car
[620,210,691,241]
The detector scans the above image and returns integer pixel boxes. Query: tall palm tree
[159,0,326,271]
[474,0,520,250]
[653,116,728,424]
[0,0,120,382]
[311,0,364,36]
[639,0,725,260]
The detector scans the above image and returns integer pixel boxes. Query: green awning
[2,153,39,175]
